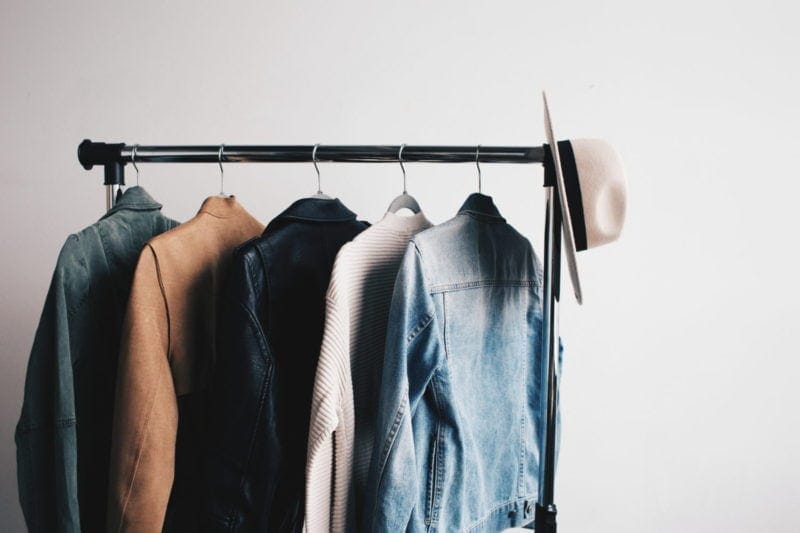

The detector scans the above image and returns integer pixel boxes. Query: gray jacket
[16,187,178,532]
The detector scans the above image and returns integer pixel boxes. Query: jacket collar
[101,186,163,219]
[377,210,433,234]
[273,197,357,223]
[457,193,506,222]
[197,195,248,219]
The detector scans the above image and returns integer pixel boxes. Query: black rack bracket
[78,139,124,169]
[78,139,126,185]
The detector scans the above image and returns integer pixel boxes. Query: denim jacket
[203,197,368,532]
[15,187,178,533]
[365,193,557,532]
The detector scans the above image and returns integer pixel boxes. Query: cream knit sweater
[305,210,432,532]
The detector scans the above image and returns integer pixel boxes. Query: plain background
[1,1,798,531]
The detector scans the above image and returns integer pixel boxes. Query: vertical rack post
[536,180,561,532]
[78,140,126,210]
[104,162,124,210]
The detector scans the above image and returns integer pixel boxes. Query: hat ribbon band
[543,141,588,252]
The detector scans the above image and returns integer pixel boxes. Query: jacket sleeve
[107,244,177,532]
[305,280,354,533]
[15,236,86,533]
[202,249,276,531]
[363,243,443,532]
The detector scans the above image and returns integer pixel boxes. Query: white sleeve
[305,266,355,533]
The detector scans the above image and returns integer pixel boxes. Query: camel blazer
[107,196,264,532]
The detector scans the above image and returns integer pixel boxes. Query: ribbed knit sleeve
[304,212,433,532]
[305,256,355,533]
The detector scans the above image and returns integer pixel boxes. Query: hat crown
[568,138,627,250]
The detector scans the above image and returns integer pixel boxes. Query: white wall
[1,1,798,531]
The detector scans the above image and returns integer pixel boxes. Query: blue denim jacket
[365,193,557,532]
[16,187,178,532]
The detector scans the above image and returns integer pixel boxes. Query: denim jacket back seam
[410,240,427,282]
[63,234,91,321]
[429,279,540,294]
[370,395,408,527]
[17,416,77,435]
[406,313,433,344]
[67,280,90,321]
[425,370,446,528]
[371,327,447,531]
[97,223,125,317]
[441,293,449,359]
[56,417,76,428]
[517,338,528,498]
[373,306,435,500]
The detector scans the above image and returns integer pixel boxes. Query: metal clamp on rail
[78,140,126,185]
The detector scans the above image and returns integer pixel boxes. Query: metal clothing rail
[78,140,547,209]
[77,139,562,533]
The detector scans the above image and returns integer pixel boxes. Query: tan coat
[107,196,264,532]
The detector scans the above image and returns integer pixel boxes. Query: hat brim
[543,92,582,304]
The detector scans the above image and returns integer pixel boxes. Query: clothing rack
[77,139,563,533]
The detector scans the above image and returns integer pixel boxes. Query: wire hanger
[387,144,422,214]
[311,144,332,199]
[476,144,482,193]
[131,144,140,187]
[218,144,227,196]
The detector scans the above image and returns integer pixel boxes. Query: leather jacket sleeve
[203,247,279,531]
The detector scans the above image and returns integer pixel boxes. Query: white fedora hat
[542,92,627,304]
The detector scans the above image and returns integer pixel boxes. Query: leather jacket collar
[266,197,357,232]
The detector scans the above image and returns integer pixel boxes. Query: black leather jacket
[203,198,368,531]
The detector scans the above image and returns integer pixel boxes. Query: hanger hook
[131,144,140,186]
[312,144,322,194]
[218,144,225,195]
[399,144,407,194]
[476,144,482,193]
